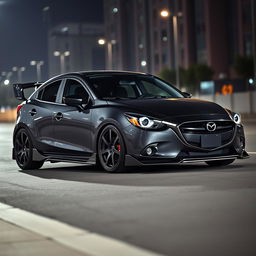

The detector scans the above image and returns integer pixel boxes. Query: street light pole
[12,67,25,83]
[107,42,113,70]
[60,54,65,74]
[54,51,70,74]
[98,38,115,70]
[30,61,44,81]
[160,9,181,89]
[252,0,256,85]
[172,15,180,89]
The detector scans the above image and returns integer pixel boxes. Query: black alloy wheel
[14,129,44,170]
[98,125,125,172]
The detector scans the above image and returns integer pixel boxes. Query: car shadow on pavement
[19,163,244,187]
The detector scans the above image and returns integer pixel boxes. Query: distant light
[12,66,18,72]
[141,60,147,67]
[43,6,50,11]
[54,51,60,56]
[249,78,254,85]
[162,36,168,42]
[111,39,117,45]
[218,72,227,79]
[200,81,214,95]
[31,60,44,66]
[64,51,70,56]
[20,67,26,72]
[61,27,69,33]
[4,79,10,86]
[112,7,118,13]
[1,72,6,76]
[160,9,170,18]
[0,107,5,113]
[138,44,144,49]
[98,39,106,45]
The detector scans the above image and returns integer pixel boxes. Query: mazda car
[12,71,249,172]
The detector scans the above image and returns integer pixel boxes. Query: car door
[52,78,93,157]
[28,79,64,153]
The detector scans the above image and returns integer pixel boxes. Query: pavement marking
[0,202,162,256]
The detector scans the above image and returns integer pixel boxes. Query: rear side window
[38,81,61,103]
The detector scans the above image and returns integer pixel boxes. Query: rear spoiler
[13,82,43,100]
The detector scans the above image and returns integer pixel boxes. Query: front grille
[179,120,235,149]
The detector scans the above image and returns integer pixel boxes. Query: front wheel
[205,159,235,167]
[14,128,44,170]
[98,125,126,172]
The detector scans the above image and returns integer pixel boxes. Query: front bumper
[125,151,249,166]
[123,122,249,166]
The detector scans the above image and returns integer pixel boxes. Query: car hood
[108,98,231,123]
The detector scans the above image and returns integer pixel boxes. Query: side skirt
[32,148,96,165]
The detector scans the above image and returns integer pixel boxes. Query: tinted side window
[38,81,61,102]
[62,79,89,103]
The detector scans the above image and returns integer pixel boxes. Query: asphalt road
[0,122,256,256]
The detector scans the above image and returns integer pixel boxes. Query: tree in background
[233,55,254,79]
[193,64,214,82]
[158,64,214,94]
[158,68,176,84]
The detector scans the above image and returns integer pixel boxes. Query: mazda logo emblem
[206,122,217,132]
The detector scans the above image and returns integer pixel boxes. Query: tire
[14,128,44,170]
[97,125,126,172]
[205,159,235,167]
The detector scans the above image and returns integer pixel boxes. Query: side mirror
[182,92,192,98]
[64,97,83,107]
[64,97,90,111]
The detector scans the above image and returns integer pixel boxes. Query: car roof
[50,70,149,80]
[40,71,152,88]
[78,70,148,76]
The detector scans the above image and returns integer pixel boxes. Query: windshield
[86,74,184,100]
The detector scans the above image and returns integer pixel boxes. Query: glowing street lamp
[98,38,106,45]
[160,9,170,18]
[141,60,147,67]
[1,71,12,85]
[4,79,10,86]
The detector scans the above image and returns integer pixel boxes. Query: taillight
[17,103,24,114]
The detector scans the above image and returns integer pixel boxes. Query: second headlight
[125,114,165,130]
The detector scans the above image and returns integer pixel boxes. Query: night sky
[0,0,103,82]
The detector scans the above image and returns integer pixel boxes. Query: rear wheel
[206,159,235,167]
[14,129,44,170]
[98,125,125,172]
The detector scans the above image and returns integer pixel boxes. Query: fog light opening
[146,147,153,155]
[235,137,245,154]
[145,144,158,156]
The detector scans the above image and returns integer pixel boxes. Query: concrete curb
[0,202,162,256]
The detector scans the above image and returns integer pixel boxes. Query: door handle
[29,109,37,116]
[54,112,63,121]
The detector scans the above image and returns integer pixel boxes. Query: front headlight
[125,114,165,130]
[225,109,242,124]
[233,113,241,124]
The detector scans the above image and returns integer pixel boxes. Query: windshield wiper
[137,95,170,99]
[102,97,137,100]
